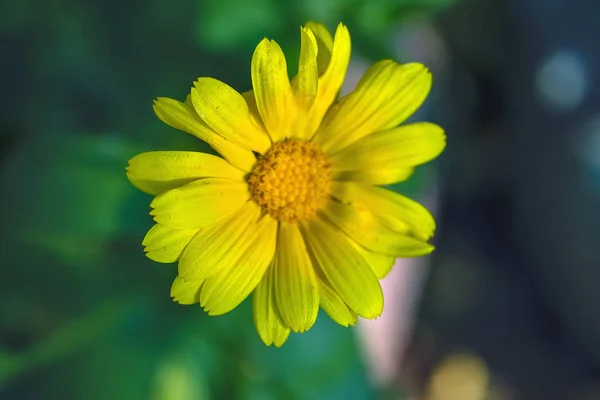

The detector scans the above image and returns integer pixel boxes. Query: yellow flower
[126,22,445,347]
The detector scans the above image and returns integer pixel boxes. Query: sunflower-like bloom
[126,22,445,347]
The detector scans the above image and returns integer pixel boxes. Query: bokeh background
[2,0,600,399]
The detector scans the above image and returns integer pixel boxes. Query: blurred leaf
[195,0,283,52]
[151,353,210,400]
[294,0,355,24]
[248,315,373,400]
[74,336,157,400]
[0,134,145,266]
[0,296,140,386]
[0,131,210,267]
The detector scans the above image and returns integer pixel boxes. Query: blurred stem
[0,296,140,386]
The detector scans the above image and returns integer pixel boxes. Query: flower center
[248,139,332,222]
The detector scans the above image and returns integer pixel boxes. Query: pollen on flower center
[248,139,332,222]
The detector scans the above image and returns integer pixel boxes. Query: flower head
[126,22,445,347]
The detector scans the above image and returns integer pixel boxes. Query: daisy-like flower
[126,22,445,347]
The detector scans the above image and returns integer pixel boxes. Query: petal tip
[335,22,349,34]
[255,37,272,50]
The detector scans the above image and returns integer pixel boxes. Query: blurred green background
[0,0,455,399]
[5,0,600,398]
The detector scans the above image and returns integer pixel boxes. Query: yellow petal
[170,276,202,305]
[323,200,434,257]
[142,224,199,263]
[150,178,249,229]
[126,151,246,195]
[303,23,351,139]
[331,181,436,242]
[305,22,334,75]
[331,122,445,175]
[292,27,319,113]
[315,269,358,327]
[152,97,256,172]
[273,222,319,333]
[332,168,414,186]
[302,217,383,319]
[178,201,260,281]
[315,61,432,154]
[251,39,296,142]
[252,264,291,347]
[190,78,271,153]
[200,214,278,316]
[241,90,266,131]
[348,238,395,279]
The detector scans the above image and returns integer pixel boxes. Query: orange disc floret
[248,139,332,222]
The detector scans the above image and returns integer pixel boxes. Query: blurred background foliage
[0,0,456,399]
[5,0,600,399]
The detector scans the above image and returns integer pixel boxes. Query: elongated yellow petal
[150,178,249,229]
[348,238,396,279]
[315,61,431,154]
[152,97,256,172]
[273,222,319,333]
[126,151,246,195]
[200,214,278,316]
[302,23,351,139]
[332,168,414,186]
[142,224,199,263]
[170,276,202,305]
[253,264,291,347]
[305,22,333,75]
[241,90,266,131]
[331,123,445,175]
[331,182,436,242]
[251,39,296,142]
[302,217,383,319]
[191,78,271,153]
[178,201,260,281]
[323,201,434,257]
[293,27,319,113]
[315,268,358,327]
